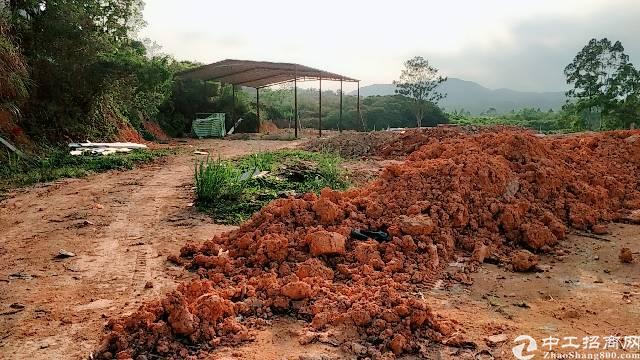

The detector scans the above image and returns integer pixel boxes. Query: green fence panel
[192,113,226,138]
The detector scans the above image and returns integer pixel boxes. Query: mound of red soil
[98,129,640,359]
[303,125,528,159]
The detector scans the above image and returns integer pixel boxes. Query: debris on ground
[54,249,76,259]
[619,247,634,263]
[303,131,403,158]
[98,128,640,359]
[68,141,147,156]
[485,334,508,346]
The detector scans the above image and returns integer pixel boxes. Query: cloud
[141,0,640,91]
[428,3,640,91]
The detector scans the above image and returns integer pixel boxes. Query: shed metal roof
[177,59,358,88]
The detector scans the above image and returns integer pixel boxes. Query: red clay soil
[98,128,640,359]
[143,120,169,141]
[116,121,145,143]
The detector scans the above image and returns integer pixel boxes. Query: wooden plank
[0,136,26,158]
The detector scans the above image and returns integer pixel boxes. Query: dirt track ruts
[0,139,301,360]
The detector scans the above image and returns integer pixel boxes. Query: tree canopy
[393,56,447,127]
[564,38,640,129]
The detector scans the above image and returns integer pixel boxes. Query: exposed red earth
[98,128,640,359]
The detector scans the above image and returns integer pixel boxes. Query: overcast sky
[141,0,640,92]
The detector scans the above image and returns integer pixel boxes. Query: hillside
[350,78,566,114]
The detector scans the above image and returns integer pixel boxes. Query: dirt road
[0,139,301,360]
[1,137,639,360]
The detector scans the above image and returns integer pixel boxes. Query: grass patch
[0,148,172,192]
[195,149,349,224]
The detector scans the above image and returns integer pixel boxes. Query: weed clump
[1,149,170,192]
[194,150,349,224]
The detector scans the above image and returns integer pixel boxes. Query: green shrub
[1,149,170,192]
[194,150,349,224]
[194,157,247,205]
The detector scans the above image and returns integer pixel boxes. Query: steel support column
[339,79,343,133]
[232,84,236,123]
[319,76,322,137]
[256,88,260,128]
[294,77,298,138]
[357,81,361,130]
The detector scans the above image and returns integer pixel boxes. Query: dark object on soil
[281,161,320,182]
[350,229,390,242]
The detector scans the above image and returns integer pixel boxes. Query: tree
[5,0,178,141]
[564,38,640,129]
[0,11,29,116]
[393,56,447,127]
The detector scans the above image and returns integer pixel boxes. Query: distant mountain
[349,78,566,114]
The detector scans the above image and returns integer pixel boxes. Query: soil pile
[303,125,528,159]
[303,131,403,158]
[98,129,640,359]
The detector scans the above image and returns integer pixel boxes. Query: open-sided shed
[177,59,360,137]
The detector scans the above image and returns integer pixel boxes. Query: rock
[619,248,634,263]
[399,215,435,235]
[348,342,367,356]
[504,180,520,197]
[144,281,153,289]
[296,258,334,280]
[627,210,640,224]
[389,334,407,355]
[298,355,330,360]
[485,334,508,346]
[350,309,371,326]
[307,231,346,256]
[511,250,539,272]
[520,223,557,250]
[591,224,609,235]
[281,281,312,300]
[298,331,319,345]
[427,244,439,270]
[313,198,344,224]
[162,293,195,336]
[54,249,76,259]
[471,244,489,263]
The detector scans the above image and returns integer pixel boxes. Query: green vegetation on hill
[447,107,578,133]
[1,2,258,145]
